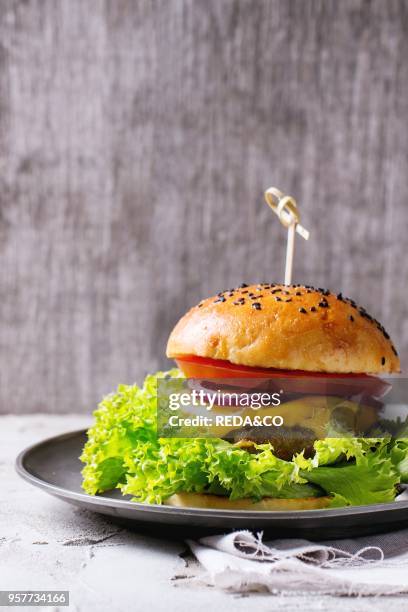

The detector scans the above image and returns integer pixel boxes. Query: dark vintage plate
[16,429,408,539]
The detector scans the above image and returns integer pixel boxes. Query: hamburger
[81,284,407,511]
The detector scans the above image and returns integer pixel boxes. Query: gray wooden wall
[1,0,408,414]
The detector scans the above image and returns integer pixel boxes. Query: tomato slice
[175,355,390,399]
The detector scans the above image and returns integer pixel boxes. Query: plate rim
[15,428,408,520]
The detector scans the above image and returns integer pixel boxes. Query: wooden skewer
[264,187,310,285]
[285,223,296,285]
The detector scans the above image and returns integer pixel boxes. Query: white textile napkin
[187,528,408,595]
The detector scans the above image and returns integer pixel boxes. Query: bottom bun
[165,492,331,511]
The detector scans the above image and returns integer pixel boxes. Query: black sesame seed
[337,293,343,300]
[198,303,203,308]
[250,294,263,299]
[214,296,226,303]
[238,283,248,288]
[392,346,398,356]
[381,356,386,365]
[252,302,262,310]
[349,315,354,322]
[275,296,282,301]
[271,289,281,294]
[228,292,234,297]
[295,291,302,296]
[285,298,292,302]
[299,307,307,314]
[241,290,249,294]
[310,306,317,312]
[318,301,329,308]
[383,330,390,340]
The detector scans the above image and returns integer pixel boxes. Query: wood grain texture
[1,0,408,413]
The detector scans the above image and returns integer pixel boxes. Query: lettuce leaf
[81,371,406,508]
[301,447,399,507]
[390,439,408,483]
[81,371,177,494]
[120,438,321,504]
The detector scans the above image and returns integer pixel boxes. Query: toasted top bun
[166,284,400,374]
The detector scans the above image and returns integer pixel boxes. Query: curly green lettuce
[81,371,405,508]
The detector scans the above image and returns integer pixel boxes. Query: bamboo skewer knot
[264,187,310,285]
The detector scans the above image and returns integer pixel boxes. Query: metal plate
[15,429,408,539]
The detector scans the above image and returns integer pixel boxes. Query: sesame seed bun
[166,284,400,374]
